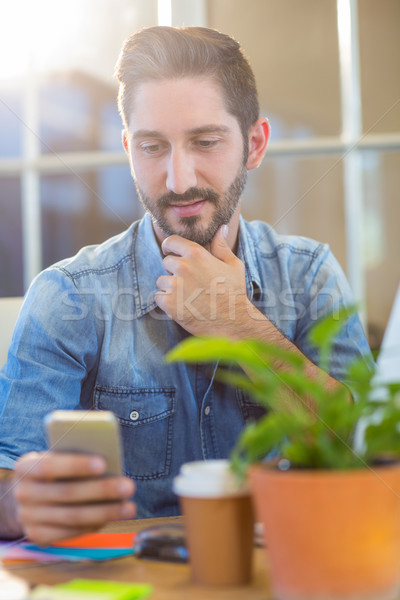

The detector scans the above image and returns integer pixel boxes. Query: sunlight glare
[158,0,172,26]
[0,0,87,82]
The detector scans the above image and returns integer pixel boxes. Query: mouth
[170,199,207,218]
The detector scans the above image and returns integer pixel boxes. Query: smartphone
[45,410,123,476]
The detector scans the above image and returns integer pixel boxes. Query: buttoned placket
[196,361,220,459]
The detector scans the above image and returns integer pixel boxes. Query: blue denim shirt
[0,214,372,517]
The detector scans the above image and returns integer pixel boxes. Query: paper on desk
[24,546,135,560]
[0,540,78,567]
[25,532,137,560]
[0,542,70,563]
[30,588,93,600]
[1,532,137,566]
[53,532,136,549]
[30,579,153,599]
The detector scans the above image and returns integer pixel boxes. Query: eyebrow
[132,124,231,140]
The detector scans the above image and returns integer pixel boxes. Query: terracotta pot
[249,463,400,600]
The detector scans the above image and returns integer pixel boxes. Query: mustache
[157,187,219,207]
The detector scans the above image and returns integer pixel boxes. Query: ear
[246,118,270,170]
[122,130,129,154]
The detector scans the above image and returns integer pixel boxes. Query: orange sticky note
[53,532,136,549]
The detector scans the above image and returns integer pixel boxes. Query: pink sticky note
[52,532,136,549]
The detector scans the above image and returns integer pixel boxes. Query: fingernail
[222,224,229,238]
[121,502,135,518]
[89,457,105,473]
[118,480,133,495]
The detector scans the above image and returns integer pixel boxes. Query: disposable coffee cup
[173,459,254,586]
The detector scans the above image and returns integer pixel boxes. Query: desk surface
[9,517,271,599]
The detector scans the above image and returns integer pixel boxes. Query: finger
[15,452,106,481]
[161,235,202,257]
[154,291,172,317]
[23,524,99,545]
[210,225,236,263]
[156,275,176,292]
[20,500,136,545]
[19,499,136,530]
[162,254,181,275]
[16,476,135,505]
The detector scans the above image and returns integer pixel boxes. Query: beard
[135,165,248,247]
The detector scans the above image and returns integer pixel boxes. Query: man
[0,26,371,544]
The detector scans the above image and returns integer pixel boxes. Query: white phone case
[45,410,123,476]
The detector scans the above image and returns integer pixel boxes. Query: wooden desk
[8,517,271,599]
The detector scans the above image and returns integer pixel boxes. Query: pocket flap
[94,386,175,426]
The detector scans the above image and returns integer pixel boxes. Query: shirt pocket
[236,388,267,424]
[93,385,176,480]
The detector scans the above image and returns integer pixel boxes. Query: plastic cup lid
[173,459,250,498]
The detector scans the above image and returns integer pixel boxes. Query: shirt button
[129,410,139,421]
[204,405,211,416]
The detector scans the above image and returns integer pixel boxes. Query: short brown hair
[114,26,259,142]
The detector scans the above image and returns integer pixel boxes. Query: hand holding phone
[13,410,135,546]
[45,410,123,476]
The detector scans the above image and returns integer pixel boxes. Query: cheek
[201,156,242,190]
[131,157,164,194]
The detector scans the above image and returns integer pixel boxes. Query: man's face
[124,77,248,246]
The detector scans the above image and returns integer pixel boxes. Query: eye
[138,141,167,155]
[141,143,161,154]
[194,139,219,149]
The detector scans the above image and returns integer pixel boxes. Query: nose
[166,148,197,194]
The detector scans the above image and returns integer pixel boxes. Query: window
[0,0,399,350]
[208,0,400,348]
[0,0,157,292]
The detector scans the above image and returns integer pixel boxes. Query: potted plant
[166,310,400,600]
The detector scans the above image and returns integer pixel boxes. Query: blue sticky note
[24,544,135,561]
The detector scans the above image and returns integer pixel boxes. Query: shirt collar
[237,216,262,301]
[132,213,166,317]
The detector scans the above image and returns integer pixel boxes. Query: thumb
[210,224,235,262]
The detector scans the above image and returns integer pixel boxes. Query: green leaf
[166,336,305,372]
[308,305,357,348]
[164,306,400,473]
[307,305,357,372]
